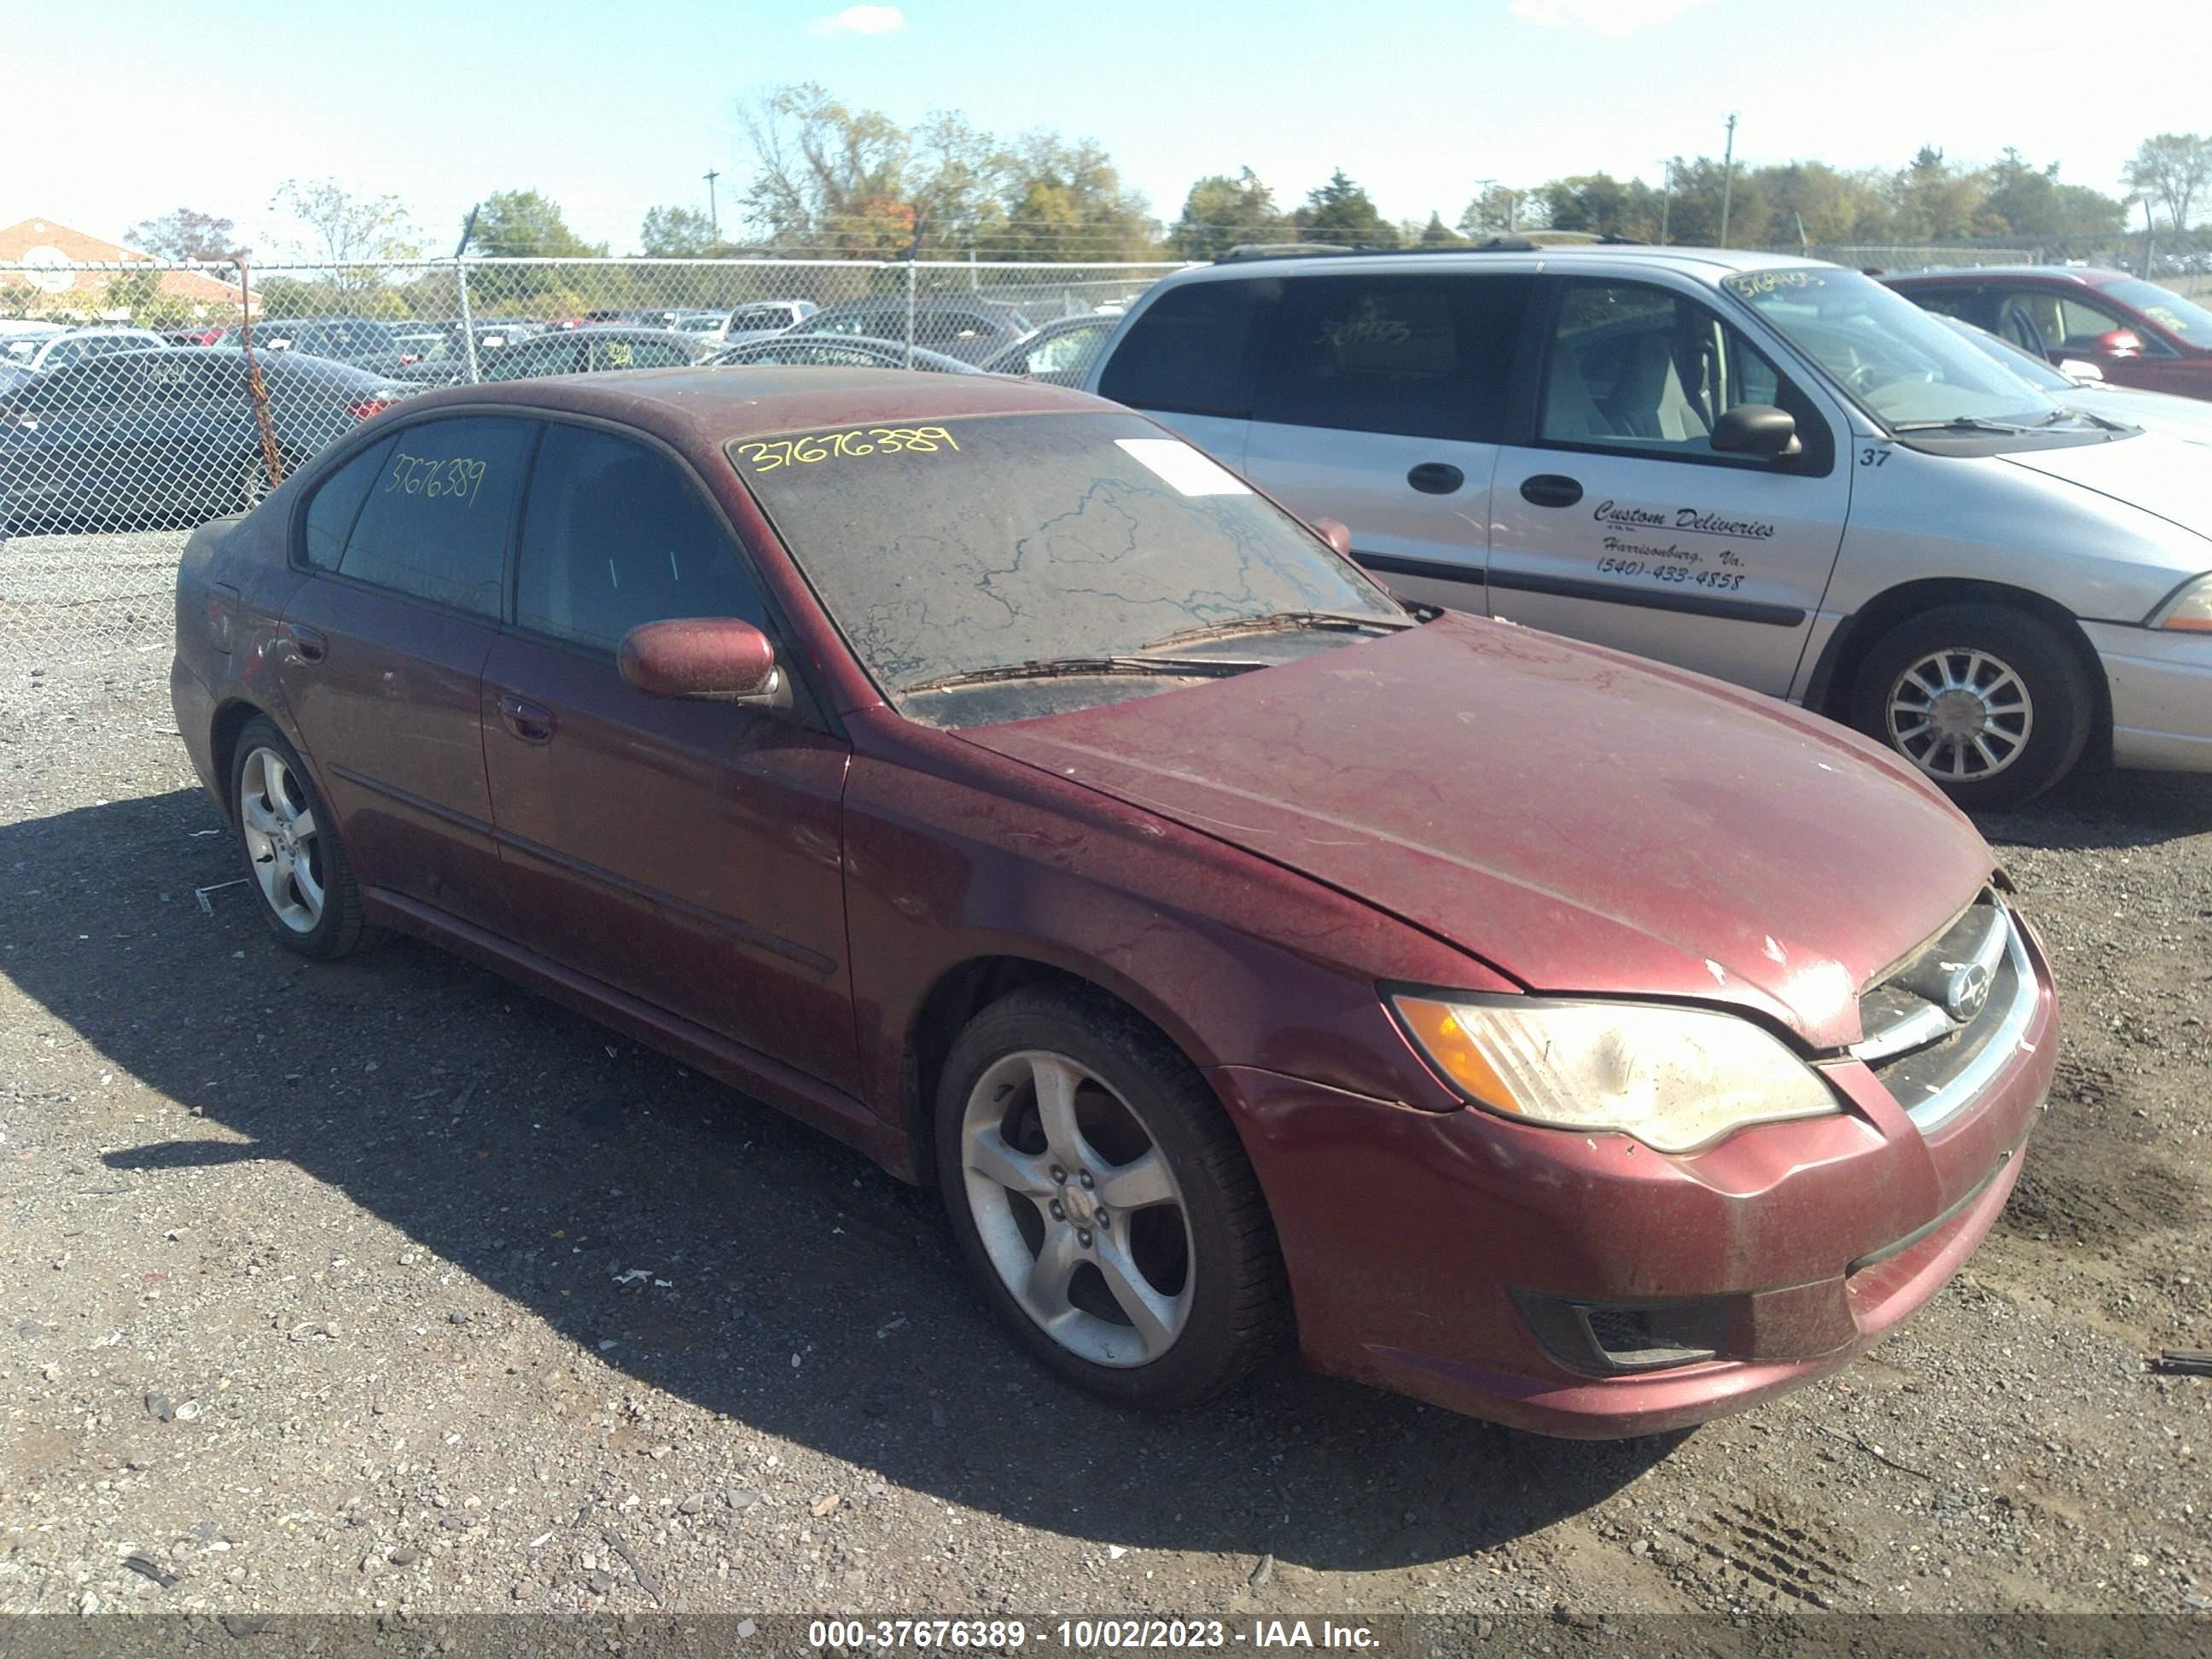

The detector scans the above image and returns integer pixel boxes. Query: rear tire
[228,717,374,958]
[1850,603,2093,811]
[935,985,1288,1410]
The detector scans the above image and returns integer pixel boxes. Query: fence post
[904,257,917,370]
[455,259,482,384]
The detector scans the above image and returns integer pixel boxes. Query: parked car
[1883,266,2212,402]
[719,299,818,345]
[0,321,69,363]
[982,314,1118,385]
[169,366,2055,1435]
[704,334,981,374]
[806,297,1033,364]
[1083,247,2212,806]
[25,325,169,370]
[258,317,416,376]
[0,347,408,531]
[1935,314,2212,441]
[164,325,233,347]
[387,326,711,386]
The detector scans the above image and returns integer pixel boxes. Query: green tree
[1885,147,1986,242]
[2122,132,2212,231]
[267,178,417,301]
[738,82,917,256]
[1291,169,1397,247]
[639,205,734,256]
[1167,168,1285,260]
[995,135,1156,261]
[1979,150,2124,240]
[472,189,607,259]
[1417,212,1466,247]
[1753,162,1893,245]
[1457,184,1536,236]
[124,207,245,263]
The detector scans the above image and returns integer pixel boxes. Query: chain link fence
[0,255,1184,678]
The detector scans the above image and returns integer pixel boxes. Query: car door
[278,415,538,928]
[1239,271,1531,613]
[1092,276,1272,475]
[1988,282,2181,388]
[0,358,133,522]
[1486,275,1852,698]
[480,420,859,1092]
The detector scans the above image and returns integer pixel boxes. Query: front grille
[1516,1291,1729,1376]
[1853,891,2035,1130]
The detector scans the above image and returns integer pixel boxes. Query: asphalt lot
[1,637,2208,1622]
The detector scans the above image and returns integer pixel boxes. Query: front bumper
[1213,925,2057,1439]
[2081,620,2212,771]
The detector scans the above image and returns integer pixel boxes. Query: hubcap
[238,747,325,933]
[959,1050,1194,1367]
[1885,648,2033,783]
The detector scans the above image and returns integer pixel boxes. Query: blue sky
[6,0,2209,259]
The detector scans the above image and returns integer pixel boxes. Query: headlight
[1392,994,1840,1154]
[2149,573,2212,633]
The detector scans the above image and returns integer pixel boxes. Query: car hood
[1999,431,2212,540]
[958,615,1994,1050]
[2075,387,2212,444]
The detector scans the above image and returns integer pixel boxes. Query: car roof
[1884,265,2128,287]
[722,333,980,369]
[392,364,1097,438]
[1163,244,1832,287]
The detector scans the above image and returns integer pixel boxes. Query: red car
[1883,265,2212,401]
[169,369,2056,1437]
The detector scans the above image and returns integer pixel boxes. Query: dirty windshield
[731,410,1405,707]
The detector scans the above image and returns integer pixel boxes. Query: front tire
[1850,603,2093,811]
[935,986,1288,1409]
[229,717,372,958]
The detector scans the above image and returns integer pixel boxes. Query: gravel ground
[0,646,2208,1623]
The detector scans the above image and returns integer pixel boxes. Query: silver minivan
[1083,247,2212,807]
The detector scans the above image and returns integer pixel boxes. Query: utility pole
[1659,160,1673,245]
[1471,178,1496,236]
[703,169,722,236]
[1718,113,1738,247]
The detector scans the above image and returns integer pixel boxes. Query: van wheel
[935,986,1288,1409]
[1851,604,2092,811]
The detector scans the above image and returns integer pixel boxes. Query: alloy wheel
[958,1049,1195,1367]
[1884,647,2034,782]
[238,746,325,933]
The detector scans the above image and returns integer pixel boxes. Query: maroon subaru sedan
[170,369,2057,1437]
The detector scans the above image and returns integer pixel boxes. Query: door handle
[276,622,327,663]
[1406,461,1464,496]
[1520,474,1585,509]
[498,694,556,745]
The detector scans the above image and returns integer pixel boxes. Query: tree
[471,189,606,259]
[123,207,245,264]
[1167,168,1285,260]
[737,82,918,256]
[1457,184,1537,236]
[1755,162,1893,245]
[2122,133,2212,231]
[1980,150,2123,241]
[640,205,732,256]
[1885,147,1986,242]
[1417,212,1467,247]
[993,134,1155,261]
[267,178,417,291]
[1292,169,1397,247]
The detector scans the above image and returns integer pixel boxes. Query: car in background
[387,325,711,386]
[1935,314,2212,441]
[26,326,169,370]
[164,324,234,347]
[704,334,982,375]
[1084,247,2212,805]
[259,317,416,376]
[717,299,818,346]
[982,314,1117,386]
[806,296,1033,364]
[1883,266,2212,402]
[0,347,408,531]
[0,321,69,363]
[169,366,2055,1437]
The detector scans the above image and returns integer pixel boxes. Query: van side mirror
[1710,404,1802,460]
[619,617,784,706]
[1313,516,1353,558]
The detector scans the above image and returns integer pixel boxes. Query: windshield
[1722,267,2061,428]
[732,410,1404,710]
[2100,278,2212,346]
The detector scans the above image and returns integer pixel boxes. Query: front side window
[516,425,766,649]
[335,416,533,615]
[731,410,1401,714]
[1540,281,1795,457]
[1255,274,1529,442]
[2039,291,2178,357]
[1097,279,1272,416]
[2098,278,2212,346]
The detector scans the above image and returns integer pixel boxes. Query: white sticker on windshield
[1115,439,1252,497]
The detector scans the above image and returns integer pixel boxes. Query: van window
[516,424,767,649]
[335,416,534,615]
[1253,273,1529,442]
[1097,279,1272,417]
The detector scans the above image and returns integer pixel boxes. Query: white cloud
[1508,0,1718,38]
[806,4,905,36]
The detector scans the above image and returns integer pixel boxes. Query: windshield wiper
[903,655,1272,696]
[1138,608,1417,652]
[1890,416,2040,435]
[2044,406,2135,434]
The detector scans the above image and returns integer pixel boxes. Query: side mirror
[1313,516,1353,558]
[2059,358,2105,383]
[619,617,784,706]
[2094,328,2142,358]
[1709,404,1802,460]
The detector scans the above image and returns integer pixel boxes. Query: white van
[1082,246,2212,807]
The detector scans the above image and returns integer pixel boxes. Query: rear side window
[334,416,534,615]
[1254,273,1531,442]
[302,435,399,571]
[515,424,767,649]
[1098,279,1272,416]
